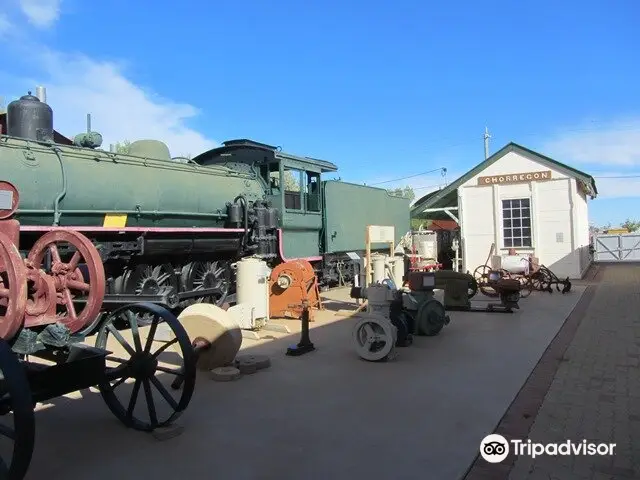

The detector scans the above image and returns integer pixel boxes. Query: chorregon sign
[477,170,553,185]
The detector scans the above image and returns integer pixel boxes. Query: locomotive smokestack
[35,86,47,103]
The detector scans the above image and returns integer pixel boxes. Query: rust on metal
[0,230,28,340]
[0,219,20,251]
[26,229,106,332]
[24,266,58,327]
[268,259,322,320]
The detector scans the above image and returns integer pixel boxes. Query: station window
[305,173,321,212]
[502,198,532,247]
[284,167,303,210]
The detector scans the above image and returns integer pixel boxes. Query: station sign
[477,170,553,186]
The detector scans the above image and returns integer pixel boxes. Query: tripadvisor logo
[480,434,616,463]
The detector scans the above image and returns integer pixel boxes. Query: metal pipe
[233,194,249,251]
[36,86,47,103]
[52,147,68,226]
[18,209,228,218]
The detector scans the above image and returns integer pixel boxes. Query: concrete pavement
[465,263,640,480]
[21,280,585,480]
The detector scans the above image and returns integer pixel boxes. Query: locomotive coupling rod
[74,288,180,310]
[177,288,222,301]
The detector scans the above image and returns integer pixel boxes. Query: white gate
[593,233,640,262]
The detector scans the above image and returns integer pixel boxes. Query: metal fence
[593,233,640,262]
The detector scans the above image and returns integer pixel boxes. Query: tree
[411,218,429,230]
[113,139,192,162]
[113,140,132,154]
[621,218,640,232]
[283,170,300,191]
[388,185,415,203]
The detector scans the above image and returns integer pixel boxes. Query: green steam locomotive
[0,90,410,306]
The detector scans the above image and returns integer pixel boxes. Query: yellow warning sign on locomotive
[103,213,128,228]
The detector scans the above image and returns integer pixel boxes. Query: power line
[594,175,640,179]
[360,120,640,186]
[368,167,447,186]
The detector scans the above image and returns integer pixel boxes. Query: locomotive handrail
[16,208,229,219]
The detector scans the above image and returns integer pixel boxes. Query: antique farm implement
[0,182,197,479]
[473,244,572,299]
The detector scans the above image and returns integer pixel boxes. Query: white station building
[411,142,598,279]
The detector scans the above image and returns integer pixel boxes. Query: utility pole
[483,126,491,159]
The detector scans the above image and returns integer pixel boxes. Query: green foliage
[388,185,415,203]
[114,139,193,162]
[113,140,132,154]
[621,218,640,232]
[411,218,429,230]
[283,170,300,191]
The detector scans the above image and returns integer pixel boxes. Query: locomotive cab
[191,139,338,260]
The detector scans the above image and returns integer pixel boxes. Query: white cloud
[591,174,640,199]
[0,14,11,37]
[19,0,61,28]
[28,50,217,157]
[544,119,640,167]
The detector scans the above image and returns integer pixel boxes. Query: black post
[286,302,315,356]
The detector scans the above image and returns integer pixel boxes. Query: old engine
[349,271,450,361]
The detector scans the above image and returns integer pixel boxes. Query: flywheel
[352,314,398,362]
[415,299,450,336]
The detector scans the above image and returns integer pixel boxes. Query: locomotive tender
[0,90,410,307]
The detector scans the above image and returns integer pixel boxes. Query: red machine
[0,181,197,480]
[268,259,323,321]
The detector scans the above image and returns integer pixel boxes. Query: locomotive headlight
[277,274,292,289]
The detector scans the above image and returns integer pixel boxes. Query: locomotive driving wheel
[0,339,35,480]
[121,264,178,298]
[95,303,196,431]
[180,260,231,307]
[26,230,105,333]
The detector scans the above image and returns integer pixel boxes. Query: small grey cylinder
[35,86,47,103]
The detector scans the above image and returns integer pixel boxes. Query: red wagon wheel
[27,230,105,333]
[0,232,27,340]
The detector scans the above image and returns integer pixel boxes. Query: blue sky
[1,0,639,227]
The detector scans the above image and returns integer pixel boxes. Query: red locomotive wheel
[27,230,106,333]
[0,232,28,340]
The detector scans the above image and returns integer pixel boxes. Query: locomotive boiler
[0,89,411,307]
